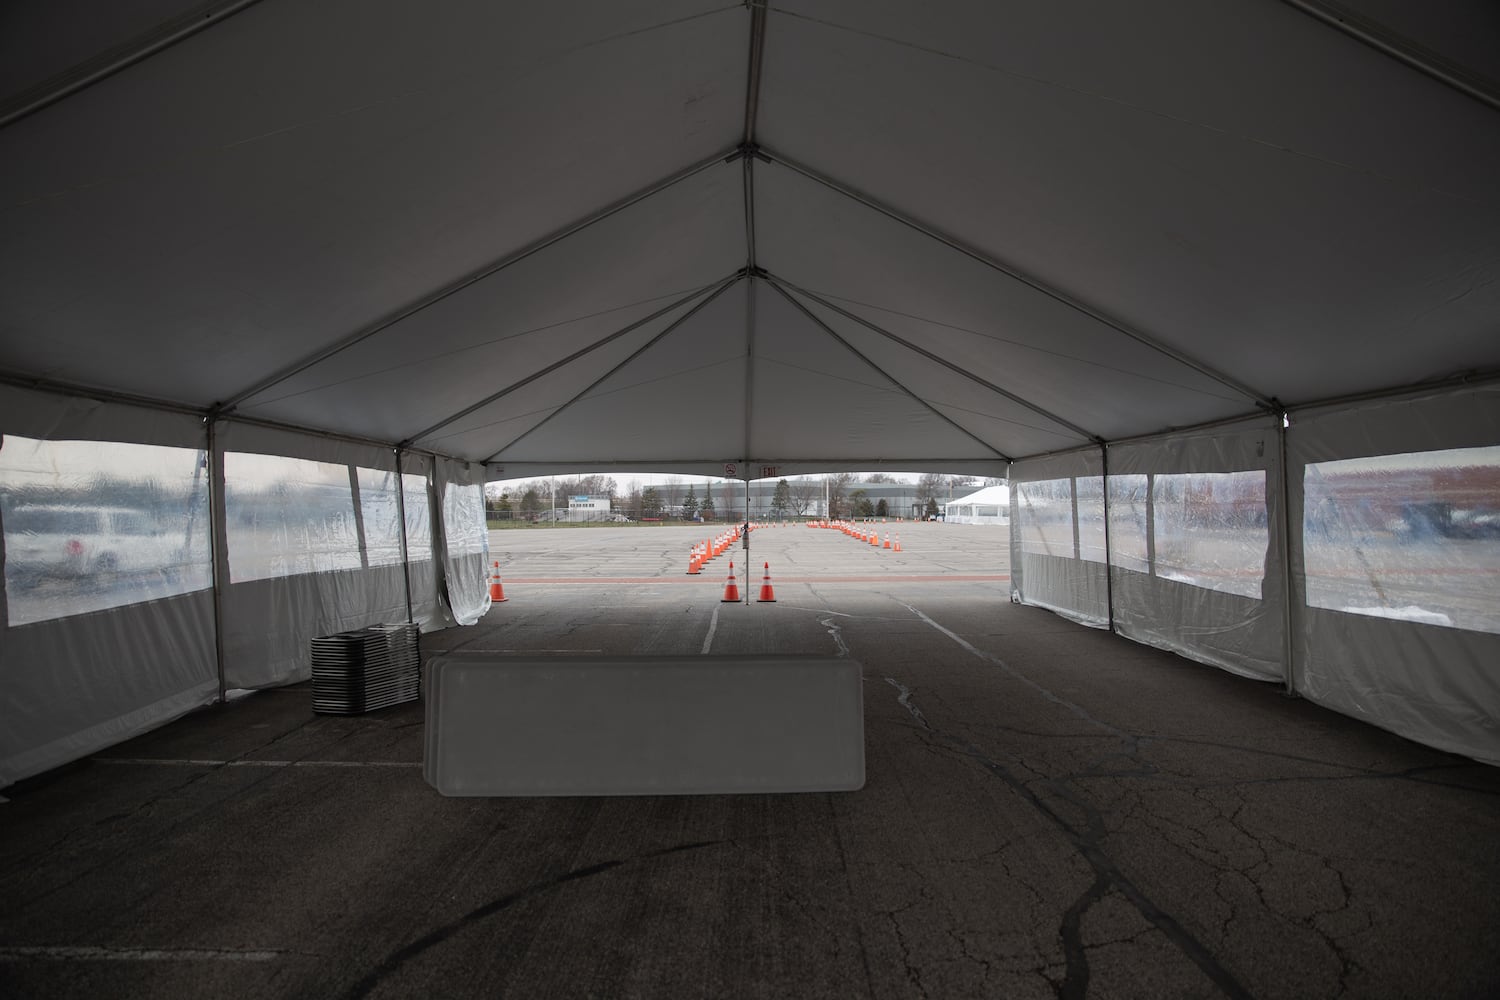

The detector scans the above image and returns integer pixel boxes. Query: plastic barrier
[423,654,865,795]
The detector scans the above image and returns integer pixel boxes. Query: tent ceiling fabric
[2,1,1497,471]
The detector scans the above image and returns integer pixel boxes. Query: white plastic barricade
[423,654,865,796]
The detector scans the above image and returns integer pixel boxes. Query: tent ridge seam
[483,276,746,463]
[0,369,477,465]
[760,147,1277,411]
[1280,0,1500,113]
[217,145,742,415]
[763,278,1013,462]
[770,273,1097,445]
[0,0,266,131]
[413,272,744,449]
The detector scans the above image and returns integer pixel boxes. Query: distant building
[740,481,926,520]
[565,495,611,521]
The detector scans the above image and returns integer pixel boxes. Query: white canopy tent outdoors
[1,0,1497,783]
[944,485,1011,525]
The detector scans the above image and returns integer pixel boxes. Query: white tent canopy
[944,485,1011,524]
[3,0,1497,473]
[2,1,1498,779]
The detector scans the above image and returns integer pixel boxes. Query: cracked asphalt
[1,523,1496,999]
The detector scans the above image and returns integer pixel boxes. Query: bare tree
[825,472,855,518]
[660,476,683,510]
[789,478,819,517]
[863,472,898,483]
[552,475,615,499]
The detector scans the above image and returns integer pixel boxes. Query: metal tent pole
[1100,443,1116,632]
[206,418,229,704]
[744,473,752,605]
[1277,413,1299,697]
[0,0,266,131]
[348,466,369,571]
[394,447,414,625]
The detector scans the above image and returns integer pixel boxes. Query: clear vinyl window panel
[442,482,488,559]
[1017,479,1074,558]
[403,473,433,561]
[1076,476,1107,564]
[1152,471,1268,599]
[1107,474,1151,574]
[356,468,405,568]
[1304,445,1500,633]
[0,436,213,626]
[225,453,361,583]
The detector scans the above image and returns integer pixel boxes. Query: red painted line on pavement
[505,575,1011,585]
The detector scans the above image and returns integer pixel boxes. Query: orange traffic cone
[489,561,508,602]
[758,561,776,602]
[722,561,741,603]
[688,548,700,574]
[869,531,878,546]
[883,532,892,549]
[894,534,902,552]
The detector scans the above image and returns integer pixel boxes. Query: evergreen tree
[924,497,939,519]
[641,487,663,518]
[683,484,698,520]
[700,491,716,520]
[770,478,791,519]
[875,498,888,517]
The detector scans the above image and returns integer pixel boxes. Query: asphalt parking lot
[486,520,1005,589]
[2,522,1497,999]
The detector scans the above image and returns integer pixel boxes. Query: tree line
[485,472,991,521]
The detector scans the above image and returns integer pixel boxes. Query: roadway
[2,522,1496,999]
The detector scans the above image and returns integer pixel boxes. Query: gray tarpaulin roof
[2,1,1498,476]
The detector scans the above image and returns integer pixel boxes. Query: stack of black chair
[311,623,420,715]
